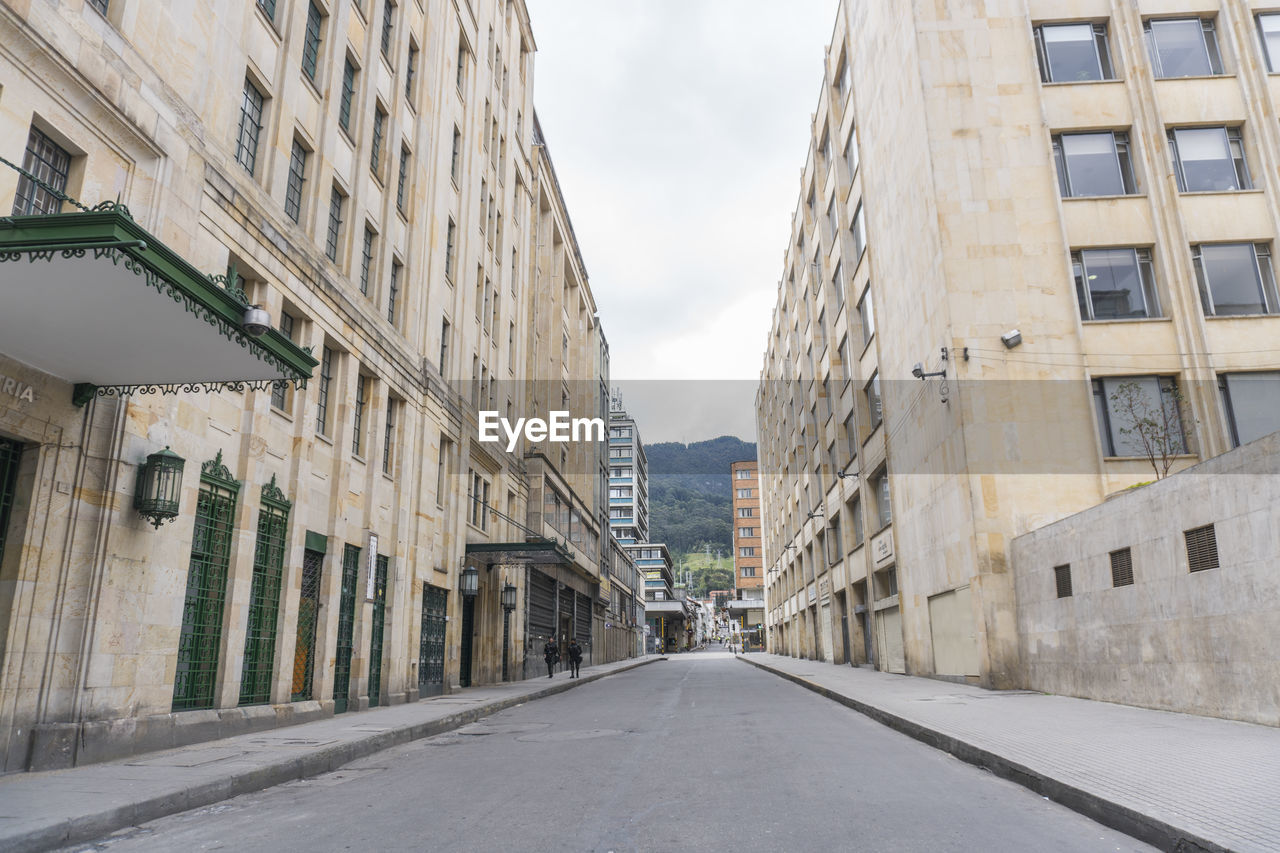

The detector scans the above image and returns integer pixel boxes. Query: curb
[737,656,1224,853]
[7,656,665,853]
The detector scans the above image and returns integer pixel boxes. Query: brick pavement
[741,653,1280,853]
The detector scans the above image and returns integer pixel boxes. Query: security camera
[1001,329,1022,349]
[242,304,271,338]
[911,362,924,379]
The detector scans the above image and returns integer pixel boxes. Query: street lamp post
[501,581,517,681]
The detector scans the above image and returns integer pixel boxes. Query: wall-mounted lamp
[134,446,185,528]
[459,565,479,598]
[1001,329,1023,349]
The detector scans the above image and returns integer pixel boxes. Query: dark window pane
[1148,19,1213,78]
[1222,372,1280,446]
[1200,244,1269,315]
[13,127,71,216]
[1041,24,1103,82]
[1079,248,1150,319]
[1061,132,1124,196]
[1174,128,1239,191]
[302,3,323,80]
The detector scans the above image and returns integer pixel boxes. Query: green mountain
[646,435,757,563]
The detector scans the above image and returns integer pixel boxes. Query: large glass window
[1169,127,1250,192]
[1192,243,1279,316]
[1219,372,1280,447]
[325,185,344,262]
[339,59,357,133]
[235,78,265,176]
[1092,376,1186,457]
[1053,131,1135,197]
[1144,18,1223,78]
[302,2,323,81]
[12,127,71,216]
[285,140,307,223]
[1035,22,1113,83]
[1259,15,1280,73]
[1072,248,1160,320]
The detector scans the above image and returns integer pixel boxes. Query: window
[1169,127,1250,192]
[468,470,490,530]
[836,54,851,101]
[825,198,838,242]
[865,372,882,431]
[396,145,410,212]
[843,409,858,460]
[405,40,419,101]
[1054,564,1073,598]
[316,346,335,435]
[1259,14,1280,73]
[820,130,832,167]
[436,436,452,507]
[850,203,866,261]
[1219,372,1280,447]
[284,140,308,223]
[380,0,395,60]
[736,488,752,499]
[872,470,891,528]
[1092,376,1186,457]
[736,469,752,480]
[850,494,864,546]
[844,126,859,177]
[256,0,275,23]
[325,185,345,262]
[302,2,323,81]
[383,398,397,475]
[87,0,108,15]
[827,513,843,564]
[271,312,296,411]
[1192,243,1279,316]
[1144,18,1222,78]
[12,127,71,216]
[387,260,401,325]
[359,226,375,294]
[739,527,755,537]
[737,508,754,518]
[739,547,756,557]
[352,373,369,455]
[456,39,469,93]
[1034,22,1113,83]
[339,59,357,133]
[445,218,457,281]
[439,318,451,374]
[451,128,462,184]
[1110,547,1134,587]
[858,287,874,345]
[236,78,265,176]
[742,567,757,578]
[370,105,386,175]
[1072,248,1160,320]
[1053,131,1136,197]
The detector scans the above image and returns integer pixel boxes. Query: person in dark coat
[543,635,559,678]
[567,638,583,678]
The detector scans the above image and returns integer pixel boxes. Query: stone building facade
[0,0,640,772]
[757,0,1280,687]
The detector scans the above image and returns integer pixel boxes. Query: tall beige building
[0,0,638,772]
[757,0,1280,686]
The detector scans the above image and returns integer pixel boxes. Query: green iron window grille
[380,0,395,59]
[239,476,291,705]
[271,312,295,410]
[290,548,323,700]
[12,127,71,216]
[333,543,360,713]
[325,186,344,261]
[353,373,367,455]
[302,2,323,80]
[419,584,447,693]
[236,78,265,176]
[316,346,334,434]
[359,227,375,294]
[0,438,24,561]
[256,0,275,23]
[387,261,400,326]
[285,140,307,223]
[173,452,240,712]
[396,146,410,212]
[339,59,357,133]
[368,554,388,705]
[370,106,386,175]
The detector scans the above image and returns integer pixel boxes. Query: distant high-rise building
[730,460,762,598]
[607,394,649,545]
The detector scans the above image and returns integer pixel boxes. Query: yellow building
[757,0,1280,686]
[0,0,636,772]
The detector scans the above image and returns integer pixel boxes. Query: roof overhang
[0,207,316,404]
[645,601,686,616]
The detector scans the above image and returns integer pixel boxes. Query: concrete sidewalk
[0,655,663,853]
[740,653,1280,853]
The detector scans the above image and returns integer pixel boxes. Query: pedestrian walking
[543,635,559,678]
[568,638,583,678]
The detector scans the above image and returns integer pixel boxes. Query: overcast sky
[525,0,840,443]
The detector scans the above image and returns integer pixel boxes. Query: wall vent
[1109,547,1133,587]
[1053,564,1072,598]
[1185,524,1219,573]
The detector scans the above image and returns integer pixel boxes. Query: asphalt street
[66,648,1152,853]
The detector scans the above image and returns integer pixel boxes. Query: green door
[333,543,360,713]
[418,584,447,697]
[368,554,388,706]
[173,454,240,711]
[291,549,323,700]
[239,481,290,705]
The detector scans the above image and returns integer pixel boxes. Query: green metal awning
[0,203,316,404]
[465,539,577,567]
